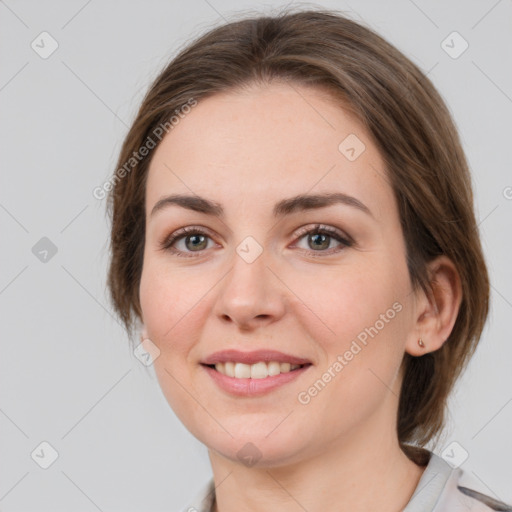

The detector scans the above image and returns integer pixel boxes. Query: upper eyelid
[293,224,353,243]
[164,223,348,240]
[161,223,353,251]
[159,225,213,246]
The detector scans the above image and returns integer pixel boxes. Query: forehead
[145,82,394,220]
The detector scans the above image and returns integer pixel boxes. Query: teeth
[250,362,268,379]
[213,361,303,378]
[224,361,235,377]
[268,361,281,376]
[234,362,251,378]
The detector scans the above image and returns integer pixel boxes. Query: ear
[405,255,462,356]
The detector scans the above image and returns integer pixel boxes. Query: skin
[139,81,461,512]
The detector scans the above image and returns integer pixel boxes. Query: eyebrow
[150,192,373,219]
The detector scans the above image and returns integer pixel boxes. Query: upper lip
[201,349,312,366]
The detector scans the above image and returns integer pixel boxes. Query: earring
[418,338,425,348]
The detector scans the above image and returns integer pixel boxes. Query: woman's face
[139,82,419,466]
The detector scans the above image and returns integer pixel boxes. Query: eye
[292,224,353,257]
[159,223,353,258]
[159,226,216,257]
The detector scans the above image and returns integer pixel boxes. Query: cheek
[298,259,410,400]
[138,260,210,425]
[294,260,407,347]
[140,245,196,317]
[139,259,201,354]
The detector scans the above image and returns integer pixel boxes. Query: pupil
[187,234,206,251]
[310,233,329,250]
[184,233,331,252]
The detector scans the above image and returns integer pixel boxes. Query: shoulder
[405,451,512,512]
[177,477,215,512]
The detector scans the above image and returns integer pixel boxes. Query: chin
[198,420,313,469]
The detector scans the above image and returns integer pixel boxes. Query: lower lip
[202,364,311,396]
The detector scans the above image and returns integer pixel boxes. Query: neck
[208,418,426,512]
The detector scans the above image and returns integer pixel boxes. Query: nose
[213,242,287,331]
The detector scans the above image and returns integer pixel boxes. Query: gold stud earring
[418,338,425,348]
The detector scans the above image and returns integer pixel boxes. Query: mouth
[202,361,310,379]
[200,348,312,378]
[200,349,313,396]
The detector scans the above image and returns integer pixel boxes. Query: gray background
[1,0,511,510]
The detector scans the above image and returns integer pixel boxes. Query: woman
[106,8,511,512]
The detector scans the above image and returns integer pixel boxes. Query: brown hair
[106,7,489,464]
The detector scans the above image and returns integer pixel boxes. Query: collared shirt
[179,451,512,511]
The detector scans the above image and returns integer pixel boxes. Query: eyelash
[159,224,354,258]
